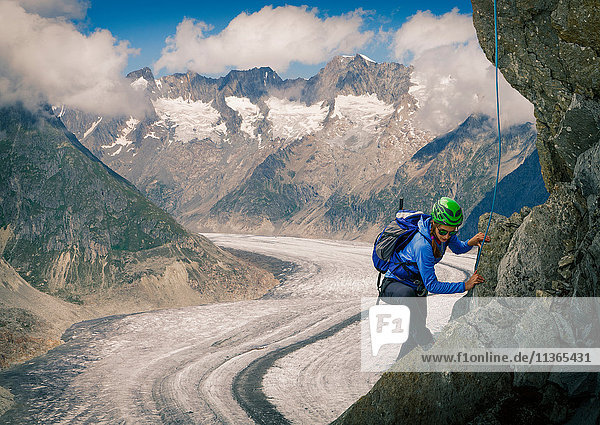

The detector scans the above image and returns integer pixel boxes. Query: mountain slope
[389,115,537,222]
[0,255,83,369]
[204,114,537,241]
[0,103,276,310]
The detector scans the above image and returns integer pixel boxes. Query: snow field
[225,96,264,139]
[265,98,328,141]
[152,97,226,143]
[101,116,139,156]
[332,94,395,134]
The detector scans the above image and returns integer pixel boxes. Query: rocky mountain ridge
[207,113,542,241]
[59,55,540,240]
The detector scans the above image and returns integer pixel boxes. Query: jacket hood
[418,215,433,240]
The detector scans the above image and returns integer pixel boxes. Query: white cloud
[16,0,89,19]
[155,5,373,75]
[393,9,474,63]
[393,9,534,134]
[0,0,147,116]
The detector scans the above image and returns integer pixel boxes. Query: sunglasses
[437,228,458,236]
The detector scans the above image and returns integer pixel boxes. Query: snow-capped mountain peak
[59,55,435,234]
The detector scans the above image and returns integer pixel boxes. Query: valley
[0,234,475,424]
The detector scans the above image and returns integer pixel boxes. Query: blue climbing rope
[474,0,502,272]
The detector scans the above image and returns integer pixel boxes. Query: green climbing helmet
[431,197,463,227]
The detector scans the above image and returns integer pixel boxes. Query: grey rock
[496,184,587,296]
[472,0,600,191]
[334,296,594,424]
[548,372,600,398]
[558,253,576,268]
[513,298,563,348]
[565,398,600,425]
[474,211,526,297]
[331,371,513,425]
[574,140,600,201]
[512,370,551,391]
[446,299,520,349]
[0,386,14,418]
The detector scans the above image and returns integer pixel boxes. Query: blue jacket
[385,216,472,294]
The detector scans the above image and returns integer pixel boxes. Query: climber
[380,196,490,358]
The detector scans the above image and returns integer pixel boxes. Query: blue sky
[83,0,474,78]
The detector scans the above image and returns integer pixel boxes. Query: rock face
[332,372,514,425]
[472,0,600,190]
[335,297,599,425]
[470,0,600,300]
[0,256,83,369]
[472,208,532,297]
[0,385,13,418]
[496,184,587,296]
[0,104,277,369]
[333,1,600,423]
